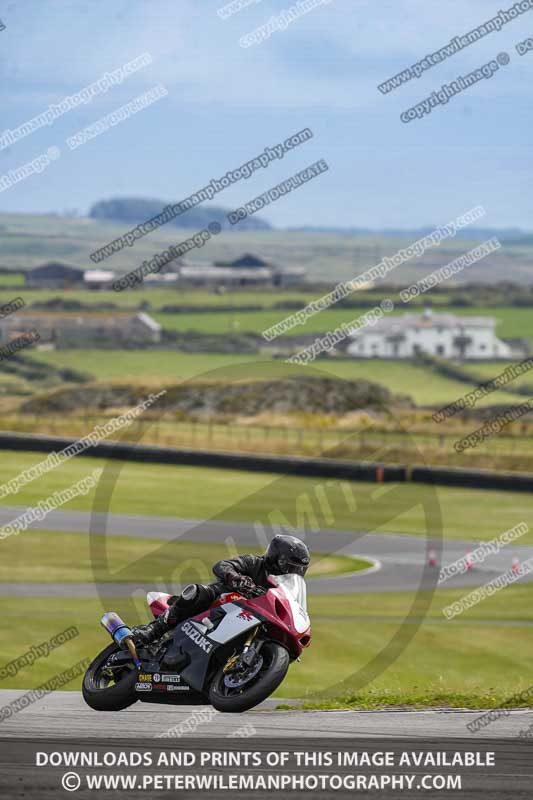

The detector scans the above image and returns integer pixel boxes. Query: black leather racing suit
[212,554,271,594]
[164,554,270,627]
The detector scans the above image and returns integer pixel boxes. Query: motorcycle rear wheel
[82,642,138,711]
[208,641,289,713]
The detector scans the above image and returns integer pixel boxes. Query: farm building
[0,311,162,347]
[179,264,273,287]
[25,262,84,289]
[346,309,527,361]
[83,270,115,290]
[139,257,184,286]
[185,253,306,287]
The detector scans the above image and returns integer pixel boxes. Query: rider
[134,534,310,646]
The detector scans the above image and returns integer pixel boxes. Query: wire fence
[0,413,532,471]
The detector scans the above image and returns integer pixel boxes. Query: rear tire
[208,641,289,713]
[82,643,138,712]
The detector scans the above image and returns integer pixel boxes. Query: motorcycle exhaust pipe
[101,612,141,668]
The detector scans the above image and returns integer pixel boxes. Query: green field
[1,450,533,543]
[294,585,533,705]
[0,281,529,341]
[28,349,524,407]
[31,349,259,382]
[0,530,370,583]
[151,305,533,341]
[0,287,321,310]
[466,360,533,391]
[5,297,526,342]
[0,273,24,288]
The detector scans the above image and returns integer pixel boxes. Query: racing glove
[228,574,265,598]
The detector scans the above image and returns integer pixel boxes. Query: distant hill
[288,224,533,244]
[89,197,272,232]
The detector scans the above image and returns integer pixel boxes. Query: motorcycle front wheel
[82,642,138,711]
[208,641,289,713]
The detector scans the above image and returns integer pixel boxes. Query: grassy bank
[1,451,532,542]
[28,350,525,406]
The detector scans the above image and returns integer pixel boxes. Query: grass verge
[0,530,371,583]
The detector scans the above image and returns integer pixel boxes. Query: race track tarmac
[1,507,532,596]
[1,690,532,739]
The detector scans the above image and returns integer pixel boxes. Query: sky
[0,0,532,229]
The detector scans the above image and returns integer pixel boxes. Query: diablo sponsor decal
[181,621,213,653]
[135,682,152,692]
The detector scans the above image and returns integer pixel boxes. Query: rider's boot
[133,584,213,647]
[133,614,170,646]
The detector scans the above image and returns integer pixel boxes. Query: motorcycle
[82,574,311,713]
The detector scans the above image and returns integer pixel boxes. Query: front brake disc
[223,655,264,688]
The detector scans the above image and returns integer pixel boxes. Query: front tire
[82,643,138,711]
[208,641,289,713]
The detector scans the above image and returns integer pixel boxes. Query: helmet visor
[277,554,310,576]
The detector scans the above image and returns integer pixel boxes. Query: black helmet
[264,534,310,577]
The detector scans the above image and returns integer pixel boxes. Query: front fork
[223,625,262,673]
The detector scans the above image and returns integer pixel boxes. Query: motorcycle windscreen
[271,573,308,610]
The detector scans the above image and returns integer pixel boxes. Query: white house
[346,309,514,360]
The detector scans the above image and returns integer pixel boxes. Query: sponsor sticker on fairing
[161,674,181,683]
[181,621,214,653]
[135,682,152,692]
